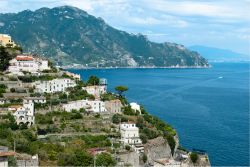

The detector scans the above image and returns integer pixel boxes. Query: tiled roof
[0,151,15,157]
[16,55,34,61]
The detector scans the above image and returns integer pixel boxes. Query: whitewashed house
[62,100,91,112]
[62,100,106,113]
[35,78,76,93]
[130,102,141,113]
[13,101,35,126]
[24,96,46,104]
[120,122,142,145]
[8,55,50,74]
[105,99,122,113]
[88,100,107,113]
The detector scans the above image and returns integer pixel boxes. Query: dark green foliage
[101,92,117,101]
[142,153,147,163]
[166,134,176,155]
[96,152,116,167]
[0,46,12,71]
[112,114,121,124]
[67,86,94,101]
[58,150,93,166]
[112,114,128,124]
[123,106,137,115]
[190,152,198,163]
[8,156,17,167]
[10,88,15,92]
[87,76,99,85]
[0,6,208,67]
[0,84,6,94]
[35,114,53,124]
[125,145,131,151]
[81,135,111,148]
[143,113,176,136]
[140,134,148,144]
[115,86,128,96]
[18,75,55,83]
[142,128,158,139]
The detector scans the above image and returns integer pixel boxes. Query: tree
[190,152,198,163]
[10,88,15,93]
[115,86,128,97]
[96,152,116,167]
[142,153,147,163]
[87,76,100,85]
[166,134,176,156]
[112,114,120,124]
[125,145,131,151]
[0,46,12,71]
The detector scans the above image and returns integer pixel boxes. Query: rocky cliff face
[144,137,172,164]
[0,6,209,67]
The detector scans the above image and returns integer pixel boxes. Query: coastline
[62,65,212,70]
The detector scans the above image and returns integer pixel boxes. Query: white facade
[62,100,106,113]
[88,100,106,113]
[8,55,50,74]
[120,123,142,145]
[82,85,107,98]
[62,100,90,112]
[35,78,76,93]
[13,101,35,126]
[130,102,141,113]
[24,96,46,104]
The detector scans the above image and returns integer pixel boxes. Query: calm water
[69,62,249,166]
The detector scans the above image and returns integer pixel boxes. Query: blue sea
[69,62,249,166]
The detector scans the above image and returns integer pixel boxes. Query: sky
[0,0,249,55]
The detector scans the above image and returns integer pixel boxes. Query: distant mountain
[0,6,209,67]
[189,45,249,62]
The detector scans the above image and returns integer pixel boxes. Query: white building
[13,101,35,126]
[62,100,91,112]
[35,78,76,93]
[130,102,141,113]
[88,100,106,113]
[8,55,50,74]
[62,99,106,113]
[24,96,46,104]
[82,85,107,98]
[120,122,142,145]
[105,99,122,113]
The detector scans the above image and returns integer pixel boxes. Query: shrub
[96,152,116,167]
[190,152,198,163]
[10,88,16,93]
[166,134,176,156]
[112,114,121,124]
[125,145,131,151]
[142,153,147,163]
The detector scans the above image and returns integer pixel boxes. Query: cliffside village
[0,34,210,167]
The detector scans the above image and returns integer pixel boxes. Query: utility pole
[14,140,16,152]
[94,154,96,167]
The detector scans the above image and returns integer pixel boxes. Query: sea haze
[69,62,249,166]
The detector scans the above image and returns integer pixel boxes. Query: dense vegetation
[0,46,21,71]
[0,6,209,67]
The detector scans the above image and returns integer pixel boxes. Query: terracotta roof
[16,55,34,61]
[0,151,15,157]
